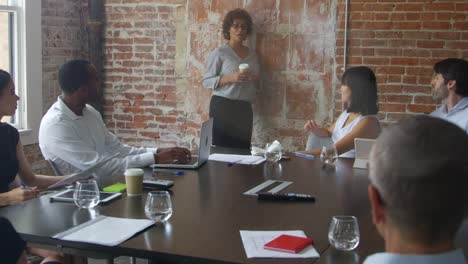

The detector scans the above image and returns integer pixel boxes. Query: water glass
[320,144,338,166]
[73,179,100,209]
[328,216,360,251]
[264,142,282,162]
[145,191,173,222]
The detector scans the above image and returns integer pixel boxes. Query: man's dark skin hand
[154,147,192,164]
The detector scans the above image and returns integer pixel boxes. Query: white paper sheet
[53,215,155,246]
[239,230,320,258]
[208,154,265,165]
[48,153,120,189]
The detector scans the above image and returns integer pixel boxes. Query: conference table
[1,148,467,264]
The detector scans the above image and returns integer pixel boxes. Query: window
[0,0,42,145]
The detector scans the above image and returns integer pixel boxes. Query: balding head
[369,115,468,244]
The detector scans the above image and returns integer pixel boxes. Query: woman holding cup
[203,8,259,149]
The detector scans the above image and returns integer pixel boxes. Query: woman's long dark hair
[0,69,11,92]
[341,66,379,116]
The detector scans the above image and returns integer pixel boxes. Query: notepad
[264,234,313,253]
[53,216,155,246]
[103,182,127,193]
[239,230,319,258]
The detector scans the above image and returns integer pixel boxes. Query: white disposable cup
[125,168,144,196]
[238,63,249,73]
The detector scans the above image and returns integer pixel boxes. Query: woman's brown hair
[222,8,253,40]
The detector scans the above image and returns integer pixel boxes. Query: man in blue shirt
[430,58,468,133]
[364,116,467,264]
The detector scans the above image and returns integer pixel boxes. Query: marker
[293,152,315,160]
[153,171,185,176]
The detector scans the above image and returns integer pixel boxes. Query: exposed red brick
[406,104,435,113]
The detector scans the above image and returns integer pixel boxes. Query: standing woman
[0,69,64,264]
[203,8,259,149]
[301,66,381,157]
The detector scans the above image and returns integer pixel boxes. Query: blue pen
[20,182,32,190]
[293,152,315,160]
[153,171,185,176]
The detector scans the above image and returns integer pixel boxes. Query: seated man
[431,58,468,133]
[364,115,467,263]
[39,60,191,185]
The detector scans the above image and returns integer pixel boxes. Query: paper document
[47,153,120,189]
[53,215,154,246]
[240,230,320,258]
[209,154,265,165]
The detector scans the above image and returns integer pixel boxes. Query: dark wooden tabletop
[1,153,466,263]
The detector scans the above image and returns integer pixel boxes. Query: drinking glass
[145,191,173,222]
[328,216,360,251]
[73,179,100,209]
[320,143,338,166]
[264,142,282,162]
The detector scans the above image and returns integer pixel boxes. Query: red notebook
[264,234,314,254]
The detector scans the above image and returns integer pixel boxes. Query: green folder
[103,182,127,193]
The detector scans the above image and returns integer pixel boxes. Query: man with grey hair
[364,115,467,263]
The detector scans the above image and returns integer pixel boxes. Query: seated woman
[301,66,380,157]
[0,69,64,264]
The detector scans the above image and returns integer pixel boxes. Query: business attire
[203,44,259,149]
[363,249,466,264]
[39,97,157,184]
[0,122,19,193]
[332,111,376,158]
[431,97,468,133]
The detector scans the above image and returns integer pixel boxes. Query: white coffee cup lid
[239,63,249,70]
[124,168,144,176]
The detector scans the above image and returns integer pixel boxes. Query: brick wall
[336,0,468,121]
[25,0,88,173]
[29,0,468,168]
[103,0,338,152]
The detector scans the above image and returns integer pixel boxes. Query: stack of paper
[53,215,154,246]
[239,230,320,258]
[209,154,265,165]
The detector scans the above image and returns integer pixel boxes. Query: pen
[227,159,242,167]
[20,182,32,190]
[153,171,185,176]
[293,152,315,160]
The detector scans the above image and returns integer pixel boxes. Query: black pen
[257,192,316,202]
[227,159,242,167]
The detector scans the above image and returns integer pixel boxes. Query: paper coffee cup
[125,168,144,196]
[238,63,249,73]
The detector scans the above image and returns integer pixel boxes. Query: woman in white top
[301,66,380,157]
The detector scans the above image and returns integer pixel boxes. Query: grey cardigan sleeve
[202,49,222,90]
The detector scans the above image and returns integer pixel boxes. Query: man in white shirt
[364,116,467,264]
[39,60,191,184]
[430,58,468,133]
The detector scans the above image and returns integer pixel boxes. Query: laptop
[353,138,376,169]
[151,118,213,169]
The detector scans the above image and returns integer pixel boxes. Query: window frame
[1,0,42,145]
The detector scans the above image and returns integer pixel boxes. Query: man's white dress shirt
[39,97,156,183]
[363,249,466,264]
[431,97,468,133]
